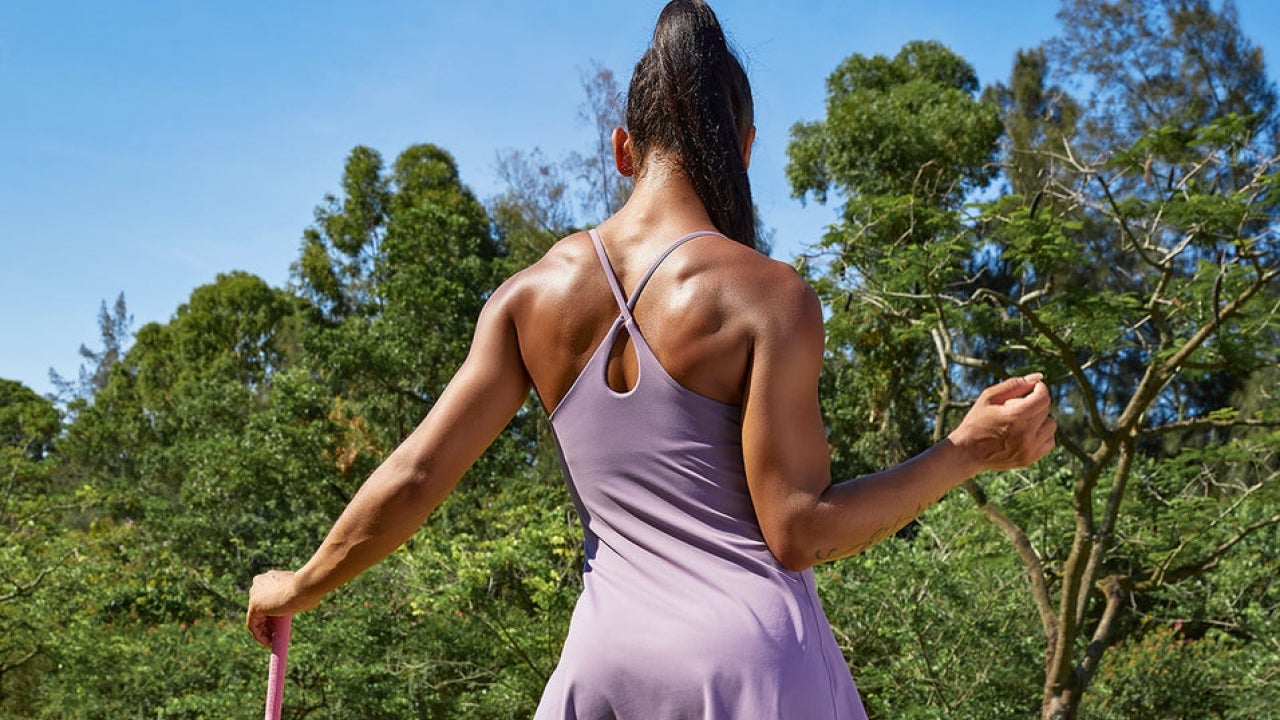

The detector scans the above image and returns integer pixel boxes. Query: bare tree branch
[1139,416,1280,437]
[1077,574,1127,691]
[1075,441,1136,631]
[0,549,74,604]
[1136,511,1280,591]
[1048,479,1097,691]
[1089,171,1169,272]
[0,643,41,676]
[1115,265,1279,438]
[961,479,1057,640]
[974,288,1109,441]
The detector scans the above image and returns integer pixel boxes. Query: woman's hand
[246,570,318,648]
[947,373,1058,474]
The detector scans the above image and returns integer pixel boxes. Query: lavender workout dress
[533,230,867,719]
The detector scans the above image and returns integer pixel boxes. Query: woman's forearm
[291,450,441,605]
[768,376,1056,572]
[804,437,982,566]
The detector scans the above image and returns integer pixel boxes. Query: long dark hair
[627,0,757,250]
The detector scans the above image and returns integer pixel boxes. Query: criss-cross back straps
[588,228,726,323]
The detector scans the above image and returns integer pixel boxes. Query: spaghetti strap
[589,229,634,323]
[588,228,726,320]
[551,227,734,422]
[628,230,724,310]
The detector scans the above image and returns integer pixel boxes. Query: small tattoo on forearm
[816,503,928,562]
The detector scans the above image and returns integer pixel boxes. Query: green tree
[295,145,390,321]
[0,380,68,715]
[787,40,1002,478]
[819,485,1050,719]
[789,6,1279,718]
[50,292,133,408]
[288,140,584,716]
[981,47,1080,199]
[295,143,502,443]
[25,273,352,718]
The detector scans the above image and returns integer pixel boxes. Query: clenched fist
[947,373,1057,473]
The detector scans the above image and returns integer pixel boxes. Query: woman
[247,1,1057,717]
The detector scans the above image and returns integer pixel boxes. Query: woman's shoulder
[485,231,602,318]
[498,231,594,289]
[694,237,820,324]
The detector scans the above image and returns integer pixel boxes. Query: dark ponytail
[627,0,757,250]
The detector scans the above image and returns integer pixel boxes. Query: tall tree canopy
[295,143,501,443]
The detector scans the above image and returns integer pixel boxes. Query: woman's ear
[612,127,634,177]
[741,125,757,170]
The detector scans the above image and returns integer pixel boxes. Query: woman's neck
[608,156,716,238]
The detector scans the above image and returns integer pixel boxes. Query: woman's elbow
[776,548,816,573]
[762,523,820,573]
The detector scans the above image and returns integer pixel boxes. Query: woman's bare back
[505,222,798,416]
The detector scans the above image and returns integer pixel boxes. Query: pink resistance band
[264,615,293,720]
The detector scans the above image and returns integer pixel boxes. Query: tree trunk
[1042,685,1081,720]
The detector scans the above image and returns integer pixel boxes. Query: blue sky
[3,1,1277,397]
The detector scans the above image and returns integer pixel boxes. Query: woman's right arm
[740,269,1057,572]
[246,279,533,647]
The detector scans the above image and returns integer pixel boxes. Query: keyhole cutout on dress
[605,325,641,394]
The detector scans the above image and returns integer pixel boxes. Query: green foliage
[18,517,241,720]
[789,40,1002,477]
[820,493,1045,720]
[295,143,502,445]
[0,381,73,715]
[0,380,59,460]
[788,40,1000,210]
[1083,621,1237,720]
[2,130,588,717]
[9,12,1277,717]
[981,46,1080,197]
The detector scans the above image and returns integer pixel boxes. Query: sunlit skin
[247,127,1056,648]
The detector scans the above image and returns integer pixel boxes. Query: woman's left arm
[246,281,532,647]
